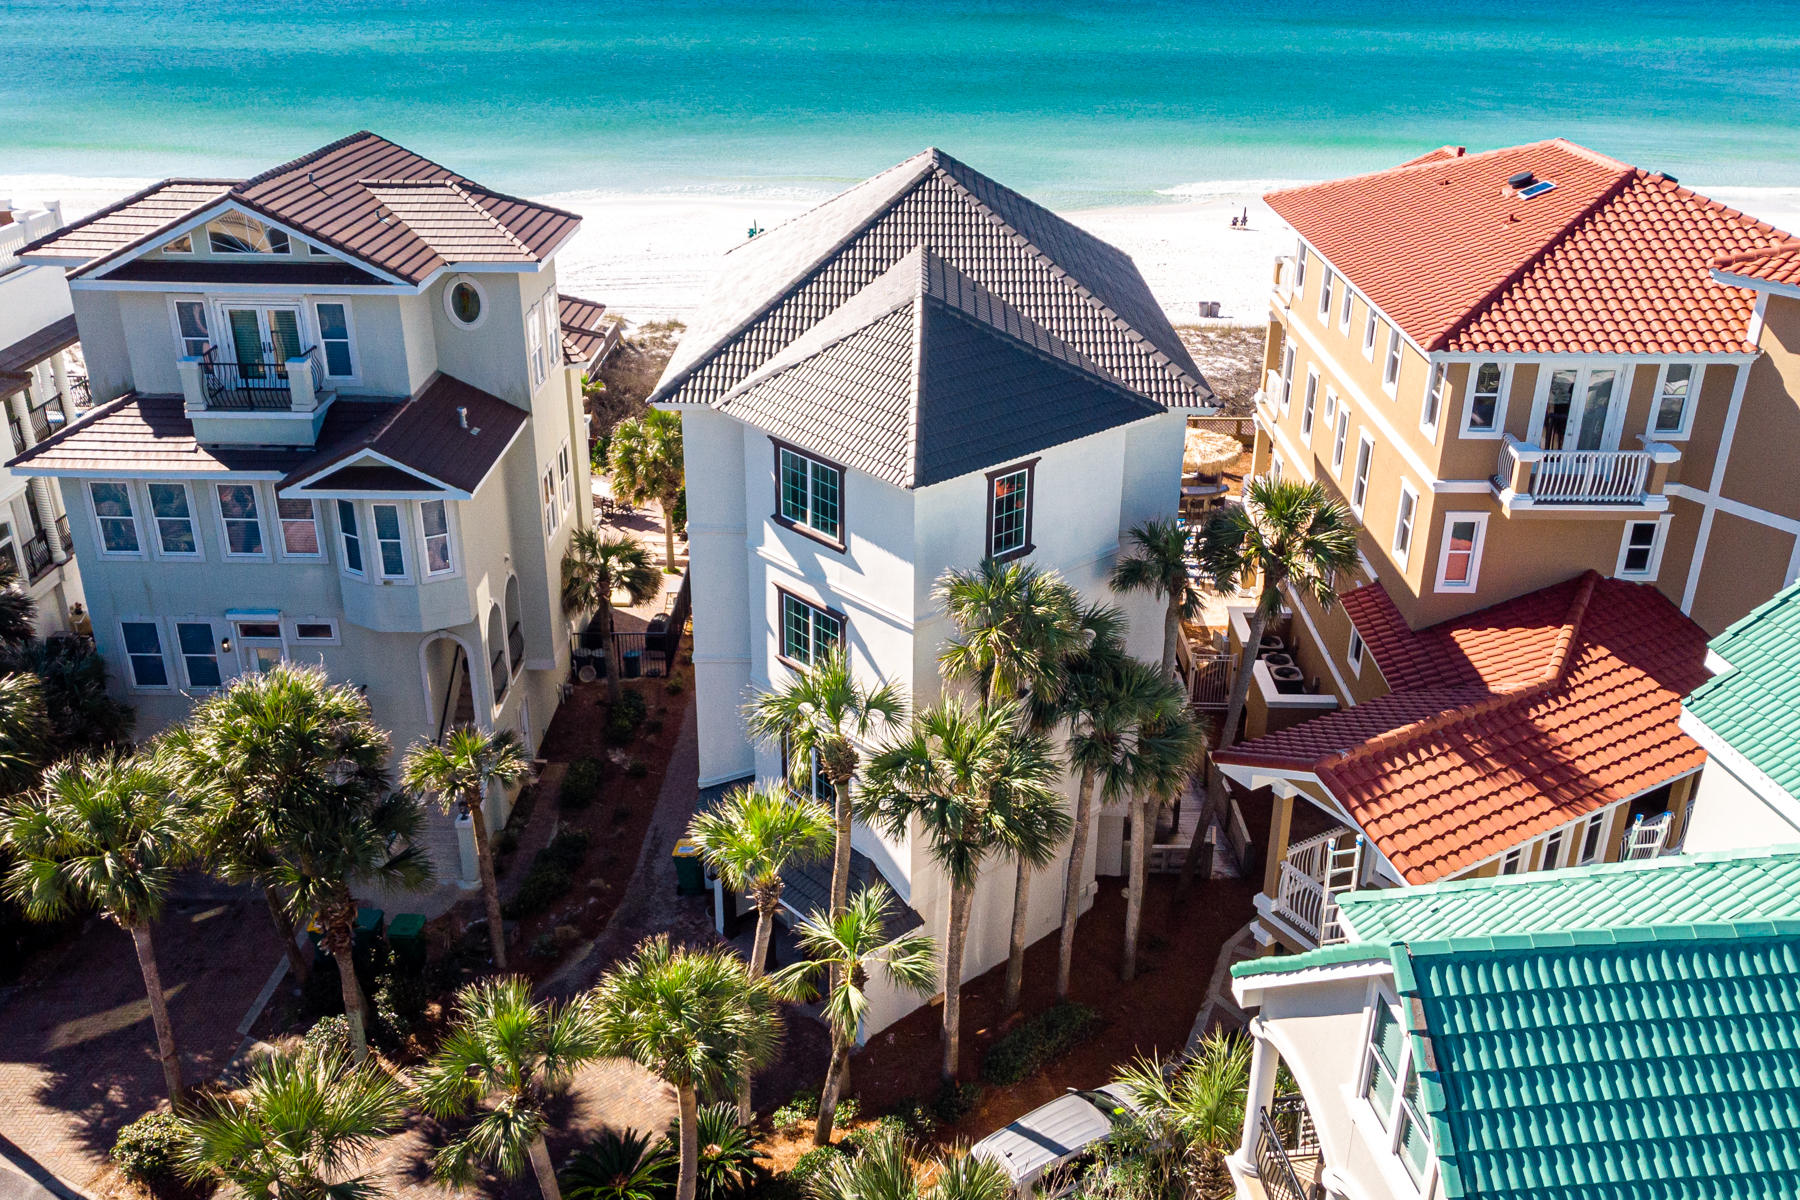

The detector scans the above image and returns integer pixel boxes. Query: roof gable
[1684,584,1800,802]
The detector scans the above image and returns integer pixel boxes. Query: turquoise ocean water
[4,0,1799,204]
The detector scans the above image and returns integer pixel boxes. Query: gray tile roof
[715,249,1165,488]
[652,148,1210,409]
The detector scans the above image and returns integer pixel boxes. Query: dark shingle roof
[653,148,1209,409]
[0,315,79,391]
[715,249,1164,489]
[559,293,617,367]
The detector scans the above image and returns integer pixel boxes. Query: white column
[1237,1023,1280,1166]
[178,357,208,414]
[49,350,72,421]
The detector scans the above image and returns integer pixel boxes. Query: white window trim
[311,299,361,384]
[119,617,174,692]
[1332,407,1351,474]
[415,498,461,579]
[1615,515,1672,579]
[444,275,489,329]
[1293,239,1307,302]
[1351,432,1375,513]
[160,233,196,256]
[557,441,574,519]
[542,466,559,539]
[214,482,272,561]
[369,501,412,581]
[1300,368,1320,439]
[275,496,325,561]
[166,295,213,358]
[1645,362,1704,441]
[1339,287,1354,335]
[1349,993,1439,1199]
[1279,344,1296,417]
[1434,511,1489,593]
[87,480,147,560]
[1323,387,1338,426]
[526,296,550,390]
[145,480,205,562]
[1459,360,1511,439]
[1391,481,1418,566]
[1362,310,1379,361]
[336,498,367,579]
[1498,846,1526,875]
[1528,362,1631,452]
[1421,364,1447,440]
[288,617,342,646]
[1347,628,1366,676]
[1577,812,1607,865]
[173,617,225,692]
[1538,828,1570,871]
[1382,328,1402,397]
[233,617,290,677]
[1318,267,1334,319]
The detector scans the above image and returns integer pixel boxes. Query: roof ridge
[1265,137,1590,202]
[237,129,378,190]
[445,181,535,256]
[1403,917,1800,959]
[1713,236,1800,271]
[20,178,232,259]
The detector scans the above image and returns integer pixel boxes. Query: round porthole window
[445,277,486,327]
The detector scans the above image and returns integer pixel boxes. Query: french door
[220,305,303,377]
[1536,365,1624,451]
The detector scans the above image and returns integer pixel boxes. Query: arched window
[486,603,507,703]
[504,575,524,678]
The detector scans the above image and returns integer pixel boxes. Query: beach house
[0,198,87,633]
[12,132,599,883]
[1226,847,1800,1200]
[1215,140,1800,950]
[654,149,1212,1032]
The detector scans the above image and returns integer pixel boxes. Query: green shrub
[771,1090,817,1131]
[840,1114,908,1155]
[607,692,650,743]
[111,1111,187,1195]
[300,1014,353,1061]
[784,1145,844,1191]
[931,1080,982,1125]
[890,1098,938,1138]
[562,1127,671,1200]
[980,1002,1100,1085]
[669,1102,762,1200]
[562,758,604,810]
[543,829,592,872]
[665,679,685,694]
[626,760,649,779]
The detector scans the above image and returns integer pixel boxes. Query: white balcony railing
[1272,254,1298,303]
[1495,435,1676,506]
[1257,367,1282,411]
[1269,826,1359,946]
[0,205,63,275]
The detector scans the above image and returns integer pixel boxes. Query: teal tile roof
[1401,921,1800,1200]
[1685,583,1800,801]
[1229,941,1392,979]
[1335,845,1800,944]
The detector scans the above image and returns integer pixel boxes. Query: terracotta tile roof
[1216,573,1710,883]
[26,132,580,286]
[1265,138,1793,355]
[1714,240,1800,290]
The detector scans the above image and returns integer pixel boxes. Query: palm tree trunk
[941,880,972,1083]
[468,787,508,969]
[528,1133,563,1200]
[660,495,678,572]
[827,766,854,919]
[1123,796,1151,982]
[128,922,183,1100]
[737,898,778,1123]
[601,591,622,705]
[1162,591,1182,681]
[1003,854,1032,1014]
[325,897,372,1061]
[1056,765,1097,1000]
[813,1033,850,1146]
[262,882,310,985]
[675,1083,701,1200]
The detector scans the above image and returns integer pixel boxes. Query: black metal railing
[1255,1106,1309,1200]
[200,346,322,411]
[22,530,53,582]
[508,621,525,672]
[25,396,61,443]
[1270,1095,1320,1157]
[5,415,23,455]
[54,512,70,553]
[568,571,691,684]
[68,376,92,410]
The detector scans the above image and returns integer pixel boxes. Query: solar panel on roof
[1518,179,1557,199]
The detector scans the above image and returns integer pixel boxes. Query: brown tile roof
[1265,139,1793,355]
[26,132,580,286]
[558,293,617,366]
[1714,240,1800,290]
[0,315,79,391]
[1215,573,1710,884]
[325,373,526,495]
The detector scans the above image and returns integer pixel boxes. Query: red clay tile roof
[26,132,580,286]
[1714,240,1800,290]
[1265,138,1793,356]
[1216,573,1710,884]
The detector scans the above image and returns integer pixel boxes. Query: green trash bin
[354,907,385,956]
[672,839,706,896]
[387,912,427,970]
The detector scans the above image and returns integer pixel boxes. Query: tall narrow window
[1352,435,1373,510]
[1339,285,1354,333]
[372,503,406,577]
[90,482,141,554]
[314,302,355,378]
[174,301,210,357]
[147,483,198,556]
[176,622,222,689]
[1436,514,1486,591]
[216,484,265,556]
[1318,266,1334,318]
[1653,363,1700,436]
[279,498,321,557]
[1499,847,1525,875]
[1617,520,1665,578]
[1300,370,1319,439]
[121,621,168,688]
[542,468,557,538]
[421,499,454,574]
[1392,483,1417,564]
[1361,1002,1436,1184]
[1541,829,1568,870]
[527,299,549,389]
[1348,629,1366,673]
[779,592,843,667]
[557,443,573,515]
[337,499,364,575]
[1279,344,1295,414]
[776,444,844,544]
[1293,239,1307,298]
[1579,814,1606,864]
[1422,364,1447,433]
[1466,362,1505,433]
[1363,310,1378,359]
[988,463,1034,559]
[1383,329,1402,393]
[1333,408,1350,472]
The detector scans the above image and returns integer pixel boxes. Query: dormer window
[206,212,290,255]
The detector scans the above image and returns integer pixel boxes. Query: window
[421,499,454,575]
[776,444,844,544]
[1339,286,1354,334]
[1579,814,1606,864]
[782,740,836,805]
[1422,365,1447,434]
[1392,482,1417,564]
[236,620,285,674]
[121,622,169,688]
[1269,455,1282,483]
[1300,369,1319,439]
[988,462,1035,559]
[372,503,406,578]
[1292,239,1306,298]
[1382,328,1402,394]
[1435,513,1487,591]
[542,468,558,538]
[206,212,289,255]
[1348,629,1366,674]
[278,498,321,557]
[176,622,222,689]
[163,233,194,255]
[337,499,364,575]
[1318,266,1334,319]
[1540,829,1568,870]
[557,443,573,515]
[1498,847,1526,875]
[174,301,210,357]
[293,620,337,642]
[1323,388,1337,426]
[1363,310,1378,360]
[0,523,18,579]
[1332,408,1350,472]
[527,297,549,389]
[216,484,265,556]
[147,483,199,557]
[1465,362,1506,434]
[544,301,563,378]
[1617,519,1666,578]
[779,591,843,667]
[1652,363,1701,438]
[89,482,141,554]
[445,277,485,327]
[488,604,509,701]
[1351,434,1373,511]
[1360,1002,1435,1187]
[1278,344,1295,415]
[314,303,356,378]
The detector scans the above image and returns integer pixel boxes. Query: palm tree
[608,409,686,570]
[0,564,36,646]
[400,726,531,970]
[176,1044,408,1200]
[860,699,1061,1082]
[936,559,1083,707]
[1120,704,1205,983]
[685,782,833,1120]
[1110,517,1202,682]
[593,936,782,1200]
[562,528,662,703]
[1112,1032,1252,1198]
[993,762,1072,1015]
[772,883,937,1145]
[416,976,606,1200]
[0,753,194,1098]
[560,1129,671,1200]
[743,647,907,920]
[1055,657,1185,999]
[0,672,48,793]
[809,1126,1009,1200]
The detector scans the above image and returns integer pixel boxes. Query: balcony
[1256,825,1361,948]
[178,347,335,446]
[1272,254,1299,305]
[1492,434,1680,515]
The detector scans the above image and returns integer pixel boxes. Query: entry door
[1537,365,1623,451]
[222,305,302,376]
[234,618,286,675]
